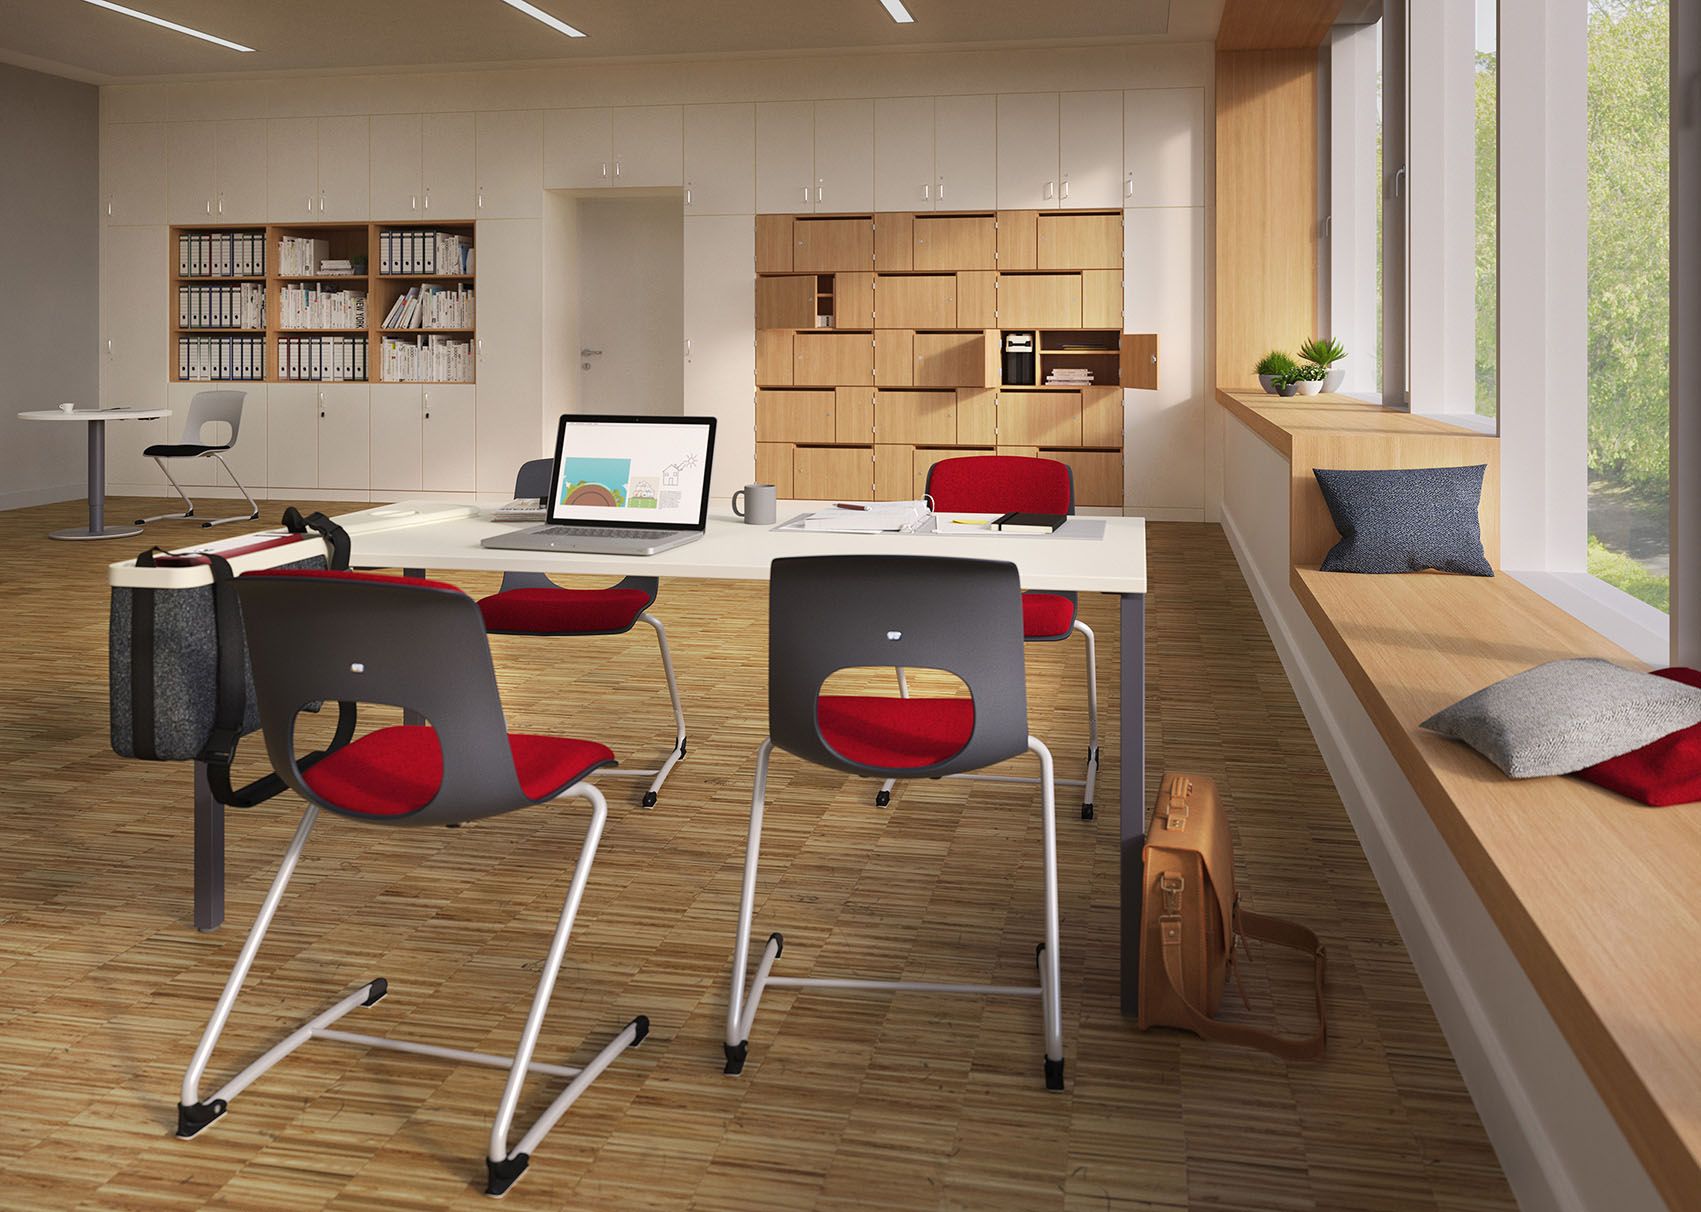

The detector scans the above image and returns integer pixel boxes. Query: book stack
[318,258,358,276]
[277,336,368,382]
[380,284,475,330]
[278,284,367,329]
[379,230,475,275]
[380,335,473,383]
[277,236,332,277]
[179,283,265,329]
[179,336,265,381]
[178,232,264,277]
[1044,367,1095,386]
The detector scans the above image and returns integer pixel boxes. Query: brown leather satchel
[1138,772,1327,1060]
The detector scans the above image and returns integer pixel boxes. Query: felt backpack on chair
[1138,772,1328,1060]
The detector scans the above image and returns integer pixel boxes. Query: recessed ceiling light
[879,0,916,23]
[77,0,254,52]
[499,0,587,38]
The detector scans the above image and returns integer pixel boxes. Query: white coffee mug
[57,401,78,412]
[732,483,778,525]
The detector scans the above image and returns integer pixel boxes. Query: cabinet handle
[601,161,609,178]
[938,179,945,201]
[816,184,823,203]
[424,390,431,419]
[685,184,693,206]
[1061,174,1070,200]
[424,187,430,210]
[307,194,315,212]
[1124,173,1133,198]
[478,186,484,209]
[614,160,622,177]
[922,183,930,201]
[205,198,211,215]
[106,339,113,355]
[217,193,224,215]
[685,338,692,360]
[411,194,418,210]
[106,199,113,217]
[319,189,326,212]
[477,338,484,357]
[801,185,809,203]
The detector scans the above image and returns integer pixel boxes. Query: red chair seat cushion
[479,587,652,635]
[303,725,615,816]
[816,695,975,769]
[1577,668,1701,806]
[1021,592,1076,640]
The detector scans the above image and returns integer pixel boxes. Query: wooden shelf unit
[168,221,476,386]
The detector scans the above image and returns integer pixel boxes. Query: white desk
[19,407,171,540]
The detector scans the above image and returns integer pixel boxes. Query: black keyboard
[540,526,671,541]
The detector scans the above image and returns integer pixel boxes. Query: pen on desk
[833,502,869,511]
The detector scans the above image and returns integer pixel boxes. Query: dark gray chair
[724,554,1066,1089]
[174,569,648,1199]
[136,389,260,528]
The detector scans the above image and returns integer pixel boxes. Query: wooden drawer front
[957,387,997,445]
[997,210,1037,270]
[875,328,914,387]
[835,386,875,442]
[914,331,987,388]
[794,445,872,499]
[1082,270,1122,328]
[1081,385,1123,447]
[1047,449,1122,507]
[794,331,874,385]
[877,275,956,328]
[756,441,796,496]
[914,214,995,270]
[756,214,793,273]
[876,391,957,445]
[1037,212,1122,269]
[998,390,1082,446]
[1121,332,1158,390]
[757,330,795,386]
[998,274,1082,327]
[836,272,876,329]
[794,217,873,272]
[874,212,914,271]
[756,389,836,443]
[955,271,997,328]
[756,275,817,329]
[874,443,916,501]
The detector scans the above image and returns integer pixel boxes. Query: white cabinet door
[933,95,997,210]
[1123,206,1205,512]
[317,384,371,490]
[102,226,170,487]
[370,113,424,218]
[267,118,319,221]
[612,105,683,187]
[474,219,545,493]
[1124,87,1206,208]
[874,97,934,212]
[422,112,477,218]
[167,122,217,224]
[165,383,216,486]
[214,120,268,223]
[104,123,166,226]
[477,110,543,218]
[1059,91,1123,209]
[422,384,477,491]
[370,384,424,493]
[811,99,873,213]
[996,93,1061,210]
[755,101,814,214]
[214,384,266,494]
[266,383,320,490]
[684,215,755,499]
[544,107,612,189]
[684,103,755,215]
[316,116,370,220]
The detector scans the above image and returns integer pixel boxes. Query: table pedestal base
[50,523,144,541]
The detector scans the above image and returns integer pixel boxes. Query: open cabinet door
[1121,332,1159,389]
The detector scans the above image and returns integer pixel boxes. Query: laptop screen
[547,415,717,531]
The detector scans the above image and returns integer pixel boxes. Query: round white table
[18,407,172,540]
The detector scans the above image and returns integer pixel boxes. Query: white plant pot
[1293,379,1322,396]
[1258,373,1280,395]
[1321,367,1345,393]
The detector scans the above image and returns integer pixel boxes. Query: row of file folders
[278,337,369,382]
[379,230,474,276]
[178,336,265,382]
[179,232,265,278]
[179,284,265,330]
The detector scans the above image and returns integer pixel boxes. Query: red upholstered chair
[478,459,687,807]
[175,570,647,1199]
[725,554,1067,1090]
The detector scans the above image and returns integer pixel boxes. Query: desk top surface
[19,407,171,421]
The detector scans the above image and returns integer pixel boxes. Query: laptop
[481,414,717,556]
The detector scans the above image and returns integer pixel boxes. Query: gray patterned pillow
[1420,658,1701,778]
[1314,465,1492,576]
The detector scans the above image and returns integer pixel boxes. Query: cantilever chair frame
[135,389,261,529]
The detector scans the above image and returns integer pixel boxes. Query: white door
[266,383,320,490]
[167,122,217,224]
[477,110,543,218]
[103,123,166,226]
[213,383,267,495]
[874,97,934,212]
[267,118,319,221]
[811,99,873,213]
[612,105,683,187]
[933,95,997,210]
[474,219,545,493]
[544,107,613,189]
[370,384,424,493]
[1123,206,1205,513]
[165,383,217,486]
[316,117,370,220]
[102,226,170,487]
[755,101,814,214]
[422,384,478,491]
[1059,91,1123,209]
[213,120,268,223]
[317,384,371,490]
[684,103,755,215]
[996,93,1061,210]
[422,112,477,217]
[684,215,755,498]
[1124,88,1206,208]
[370,113,424,218]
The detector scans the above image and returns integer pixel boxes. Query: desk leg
[1120,591,1146,1016]
[401,568,426,725]
[194,760,224,932]
[51,419,143,541]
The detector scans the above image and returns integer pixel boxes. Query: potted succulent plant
[1254,350,1298,395]
[1298,337,1347,393]
[1289,363,1327,395]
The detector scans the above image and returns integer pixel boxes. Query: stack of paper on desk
[797,500,932,533]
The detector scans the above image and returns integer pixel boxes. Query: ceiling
[0,0,1225,85]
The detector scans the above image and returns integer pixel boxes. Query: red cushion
[302,724,614,816]
[1022,592,1076,639]
[816,695,974,769]
[253,568,464,593]
[479,587,653,635]
[1576,668,1701,806]
[925,455,1073,515]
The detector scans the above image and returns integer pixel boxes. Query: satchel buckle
[1159,872,1185,914]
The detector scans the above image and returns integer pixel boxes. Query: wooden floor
[0,496,1515,1211]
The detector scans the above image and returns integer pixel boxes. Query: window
[1475,3,1498,417]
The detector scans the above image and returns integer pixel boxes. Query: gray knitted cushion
[1421,658,1701,778]
[1314,465,1492,576]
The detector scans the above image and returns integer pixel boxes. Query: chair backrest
[925,455,1074,516]
[514,457,553,501]
[768,554,1030,777]
[236,570,538,826]
[181,390,246,448]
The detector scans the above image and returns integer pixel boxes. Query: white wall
[1,64,99,509]
[572,193,683,416]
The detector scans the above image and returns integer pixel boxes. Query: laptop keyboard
[540,526,671,541]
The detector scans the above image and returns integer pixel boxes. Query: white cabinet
[474,220,545,492]
[103,123,165,226]
[164,383,216,486]
[266,118,319,222]
[996,93,1061,209]
[1124,87,1206,207]
[476,110,543,218]
[874,97,934,212]
[933,95,997,210]
[370,383,475,495]
[684,103,755,215]
[214,119,268,222]
[101,226,170,488]
[266,383,320,489]
[755,101,815,214]
[374,113,476,219]
[422,113,476,218]
[1059,91,1123,208]
[1123,206,1205,512]
[370,383,424,493]
[423,384,477,491]
[167,123,218,224]
[371,113,425,217]
[684,215,755,498]
[612,106,683,186]
[811,99,873,213]
[545,107,612,189]
[317,384,371,490]
[265,117,365,220]
[316,117,370,220]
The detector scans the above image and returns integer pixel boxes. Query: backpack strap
[282,506,352,570]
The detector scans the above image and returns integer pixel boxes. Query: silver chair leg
[1029,735,1066,1086]
[875,667,909,808]
[200,452,262,528]
[1073,620,1100,820]
[595,613,688,808]
[134,456,197,525]
[725,738,778,1075]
